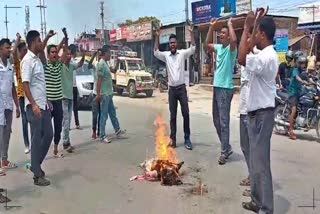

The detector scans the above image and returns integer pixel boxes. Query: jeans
[248,108,274,214]
[73,87,79,126]
[168,84,190,141]
[92,94,100,134]
[19,97,30,148]
[0,109,13,161]
[99,95,120,140]
[26,105,53,178]
[50,100,63,145]
[240,114,250,175]
[62,99,73,146]
[212,87,234,156]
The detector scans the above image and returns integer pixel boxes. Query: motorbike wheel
[274,105,289,135]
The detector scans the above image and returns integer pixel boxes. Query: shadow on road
[274,194,291,214]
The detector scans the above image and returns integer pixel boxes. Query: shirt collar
[27,50,37,59]
[169,50,180,56]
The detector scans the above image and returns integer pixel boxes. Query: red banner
[109,29,117,42]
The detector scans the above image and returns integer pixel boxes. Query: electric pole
[25,6,30,37]
[4,5,22,38]
[100,1,105,45]
[185,0,189,22]
[37,0,47,39]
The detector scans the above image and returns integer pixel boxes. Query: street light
[4,5,22,38]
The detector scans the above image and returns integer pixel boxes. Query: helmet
[285,50,294,59]
[294,51,304,60]
[296,55,307,64]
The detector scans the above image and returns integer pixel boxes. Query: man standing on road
[154,26,195,150]
[44,42,65,157]
[90,50,100,140]
[238,11,278,213]
[13,33,30,154]
[69,44,81,130]
[22,30,53,186]
[0,38,20,171]
[60,29,85,152]
[205,18,237,164]
[96,45,125,143]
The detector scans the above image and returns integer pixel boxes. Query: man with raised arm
[154,26,195,150]
[238,9,277,213]
[205,18,237,165]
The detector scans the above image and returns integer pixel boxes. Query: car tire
[145,90,153,97]
[129,82,137,98]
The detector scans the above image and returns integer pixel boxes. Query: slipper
[0,169,6,176]
[242,189,251,197]
[0,193,11,203]
[240,177,250,186]
[2,162,17,169]
[54,153,64,158]
[242,201,259,213]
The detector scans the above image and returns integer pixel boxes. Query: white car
[74,58,95,108]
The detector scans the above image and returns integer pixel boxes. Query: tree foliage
[118,16,160,28]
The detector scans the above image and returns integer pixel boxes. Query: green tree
[118,16,160,28]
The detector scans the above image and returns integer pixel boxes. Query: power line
[4,5,22,38]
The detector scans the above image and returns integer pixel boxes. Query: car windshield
[76,63,93,76]
[127,60,145,71]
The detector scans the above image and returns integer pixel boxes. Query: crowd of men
[0,6,311,213]
[0,28,126,203]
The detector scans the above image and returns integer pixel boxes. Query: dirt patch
[183,179,208,196]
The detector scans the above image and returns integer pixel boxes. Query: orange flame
[154,115,179,164]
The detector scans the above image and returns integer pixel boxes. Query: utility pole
[25,6,30,37]
[43,0,47,36]
[4,5,22,38]
[37,0,47,39]
[185,0,189,22]
[100,1,105,45]
[300,5,317,56]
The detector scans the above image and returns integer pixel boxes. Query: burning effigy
[130,115,184,186]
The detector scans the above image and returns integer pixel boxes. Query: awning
[297,24,320,30]
[289,35,308,46]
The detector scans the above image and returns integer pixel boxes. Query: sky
[0,0,317,44]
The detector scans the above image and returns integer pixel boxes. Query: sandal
[0,169,6,176]
[2,162,17,169]
[240,177,250,186]
[242,201,259,213]
[242,189,251,197]
[53,149,64,158]
[0,193,11,203]
[218,155,227,165]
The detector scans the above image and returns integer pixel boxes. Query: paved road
[1,87,320,214]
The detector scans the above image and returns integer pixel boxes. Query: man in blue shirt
[205,18,237,165]
[287,55,309,140]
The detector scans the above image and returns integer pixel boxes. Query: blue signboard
[274,29,289,52]
[192,0,236,24]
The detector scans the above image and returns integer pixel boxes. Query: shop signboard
[159,27,176,44]
[127,22,153,42]
[274,29,289,52]
[109,29,117,42]
[191,0,237,24]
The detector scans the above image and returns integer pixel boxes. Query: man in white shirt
[239,13,278,214]
[0,38,20,173]
[154,26,195,150]
[22,30,53,186]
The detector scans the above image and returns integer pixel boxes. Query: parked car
[74,57,96,108]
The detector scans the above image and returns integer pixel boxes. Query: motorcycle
[274,81,320,140]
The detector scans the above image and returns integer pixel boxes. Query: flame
[154,115,179,164]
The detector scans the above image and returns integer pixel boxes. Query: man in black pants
[154,26,195,150]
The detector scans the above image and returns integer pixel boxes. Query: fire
[154,115,179,164]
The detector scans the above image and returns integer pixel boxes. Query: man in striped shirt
[44,43,64,157]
